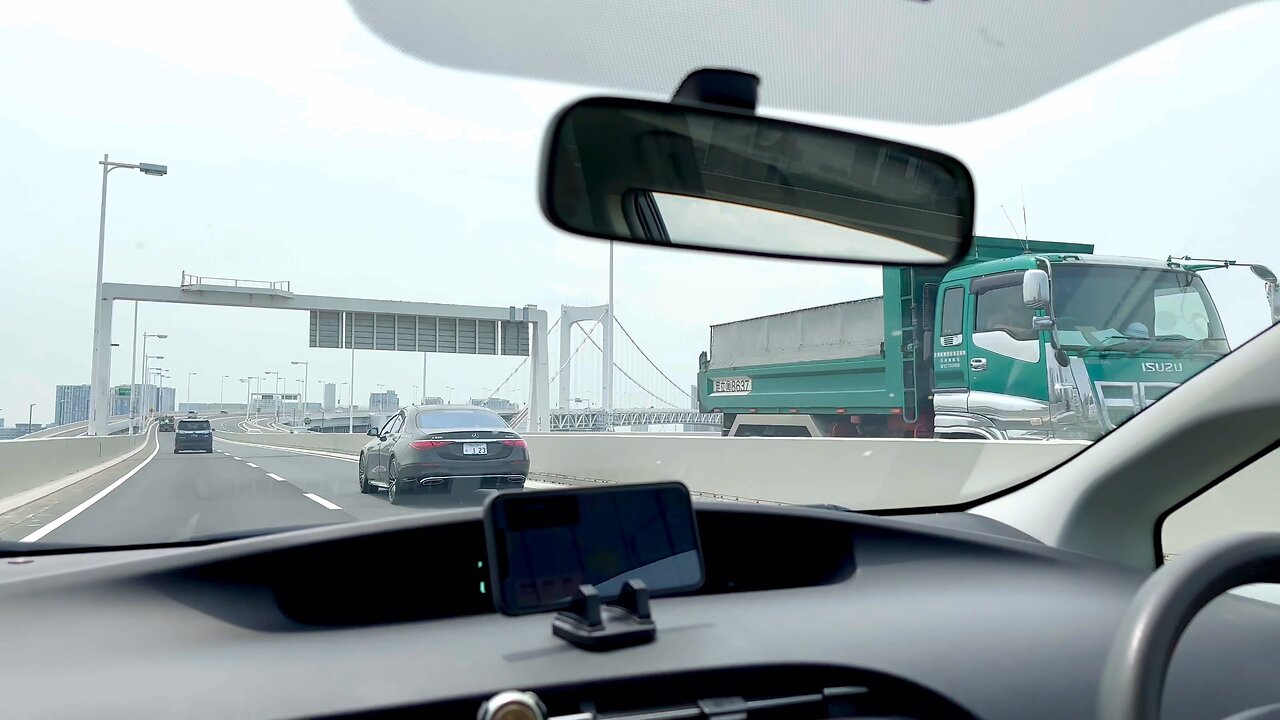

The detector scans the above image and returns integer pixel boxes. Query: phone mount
[552,579,656,651]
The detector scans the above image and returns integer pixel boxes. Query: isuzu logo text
[1141,362,1183,372]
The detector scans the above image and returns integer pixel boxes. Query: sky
[1,1,1278,425]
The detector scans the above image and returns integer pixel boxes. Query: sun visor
[347,0,1254,124]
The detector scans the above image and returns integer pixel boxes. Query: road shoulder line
[21,429,162,543]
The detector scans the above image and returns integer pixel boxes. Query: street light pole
[137,334,166,431]
[241,378,253,422]
[143,351,165,424]
[129,302,138,432]
[291,361,309,423]
[264,371,279,423]
[220,375,229,414]
[186,372,197,409]
[90,154,167,436]
[28,403,35,435]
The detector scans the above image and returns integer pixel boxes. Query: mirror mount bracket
[552,580,657,652]
[672,69,759,113]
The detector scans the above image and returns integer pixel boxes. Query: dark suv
[174,419,213,453]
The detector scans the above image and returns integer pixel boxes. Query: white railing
[180,272,291,293]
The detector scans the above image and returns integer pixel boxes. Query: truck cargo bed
[708,296,885,370]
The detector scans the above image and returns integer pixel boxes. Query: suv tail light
[409,440,450,450]
[501,439,526,448]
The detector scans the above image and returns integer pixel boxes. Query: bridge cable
[474,315,562,405]
[580,332,681,408]
[614,317,695,402]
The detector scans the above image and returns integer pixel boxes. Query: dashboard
[2,502,1279,719]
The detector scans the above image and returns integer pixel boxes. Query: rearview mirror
[367,428,380,437]
[541,97,975,265]
[1023,269,1050,309]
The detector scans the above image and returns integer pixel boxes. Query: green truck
[698,236,1278,440]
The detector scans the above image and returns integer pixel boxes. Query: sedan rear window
[178,420,211,431]
[416,410,508,430]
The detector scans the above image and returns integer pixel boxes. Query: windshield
[0,2,1276,548]
[1052,265,1228,351]
[417,410,508,430]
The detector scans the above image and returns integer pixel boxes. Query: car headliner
[348,0,1258,125]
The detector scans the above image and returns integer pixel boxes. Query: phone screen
[484,483,703,615]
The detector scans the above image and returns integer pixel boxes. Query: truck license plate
[712,378,751,394]
[463,443,488,455]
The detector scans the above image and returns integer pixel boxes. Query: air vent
[334,666,978,719]
[539,685,875,719]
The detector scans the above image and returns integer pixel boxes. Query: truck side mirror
[1023,269,1050,309]
[1248,266,1279,324]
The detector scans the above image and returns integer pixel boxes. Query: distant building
[155,386,176,414]
[323,383,336,411]
[177,402,255,414]
[108,384,148,417]
[0,423,44,439]
[369,390,400,412]
[55,384,91,425]
[422,396,444,406]
[470,397,517,412]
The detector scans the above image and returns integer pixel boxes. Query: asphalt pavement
[0,428,524,547]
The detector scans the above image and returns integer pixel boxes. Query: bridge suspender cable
[579,332,680,409]
[614,317,695,403]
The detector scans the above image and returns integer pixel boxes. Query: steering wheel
[1096,533,1280,720]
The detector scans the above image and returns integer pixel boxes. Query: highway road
[0,425,552,547]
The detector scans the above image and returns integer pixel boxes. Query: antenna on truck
[1001,204,1029,252]
[1021,187,1029,242]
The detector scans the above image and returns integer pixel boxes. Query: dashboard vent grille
[339,665,976,719]
[548,685,873,720]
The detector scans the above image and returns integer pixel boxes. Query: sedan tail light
[409,440,450,450]
[501,439,527,448]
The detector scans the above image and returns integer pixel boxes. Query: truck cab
[931,249,1227,440]
[699,237,1233,440]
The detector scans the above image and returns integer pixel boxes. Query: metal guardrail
[180,272,291,293]
[549,408,723,431]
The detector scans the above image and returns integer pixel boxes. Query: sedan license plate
[463,443,488,456]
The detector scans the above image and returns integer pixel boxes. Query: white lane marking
[267,473,287,482]
[245,462,259,468]
[21,428,161,543]
[303,493,342,510]
[232,457,242,461]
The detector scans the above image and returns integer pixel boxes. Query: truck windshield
[1052,265,1227,351]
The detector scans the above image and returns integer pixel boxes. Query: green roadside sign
[115,387,132,397]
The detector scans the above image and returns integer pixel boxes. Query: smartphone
[484,482,704,616]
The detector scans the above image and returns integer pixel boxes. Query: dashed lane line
[303,493,342,510]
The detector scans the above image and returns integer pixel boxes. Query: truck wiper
[1171,336,1229,357]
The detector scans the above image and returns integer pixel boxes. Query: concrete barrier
[214,431,1088,510]
[217,432,367,454]
[0,431,150,514]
